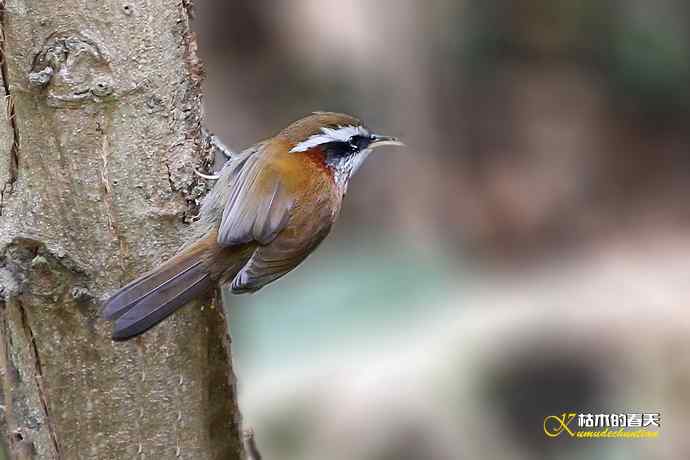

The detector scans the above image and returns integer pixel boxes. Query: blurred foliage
[607,18,690,116]
[461,0,690,116]
[230,237,456,374]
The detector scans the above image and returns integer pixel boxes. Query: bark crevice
[0,0,20,217]
[164,158,178,194]
[95,114,129,280]
[16,298,61,459]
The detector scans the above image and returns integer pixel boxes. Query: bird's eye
[350,135,371,151]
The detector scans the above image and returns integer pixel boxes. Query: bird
[102,112,404,340]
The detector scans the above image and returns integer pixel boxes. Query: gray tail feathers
[102,246,213,341]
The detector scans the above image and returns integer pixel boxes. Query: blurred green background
[196,1,690,459]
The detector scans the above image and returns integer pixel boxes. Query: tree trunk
[0,1,245,459]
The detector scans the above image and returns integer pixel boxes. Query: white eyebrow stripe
[290,125,369,153]
[289,133,335,153]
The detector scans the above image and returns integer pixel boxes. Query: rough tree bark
[0,1,245,459]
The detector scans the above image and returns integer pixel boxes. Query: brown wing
[230,223,332,293]
[229,149,341,293]
[218,138,341,293]
[217,148,294,247]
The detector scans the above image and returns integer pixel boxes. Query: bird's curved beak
[369,134,405,149]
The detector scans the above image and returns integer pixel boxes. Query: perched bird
[102,112,403,340]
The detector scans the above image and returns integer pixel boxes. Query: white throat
[333,148,372,192]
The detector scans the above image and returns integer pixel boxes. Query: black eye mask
[322,141,357,159]
[350,134,372,151]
